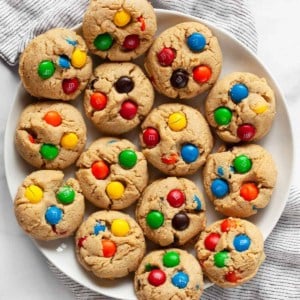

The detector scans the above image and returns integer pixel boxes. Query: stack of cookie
[13,0,278,299]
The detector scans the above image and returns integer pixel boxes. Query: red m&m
[91,160,110,179]
[148,269,166,286]
[62,78,79,94]
[161,153,178,165]
[157,47,176,66]
[167,189,185,208]
[220,219,237,232]
[137,16,146,31]
[237,124,256,141]
[142,127,160,147]
[204,233,221,251]
[123,35,140,50]
[119,100,138,120]
[225,271,239,283]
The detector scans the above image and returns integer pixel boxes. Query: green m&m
[214,251,229,268]
[163,251,180,267]
[38,60,55,79]
[57,186,75,204]
[40,144,59,160]
[214,107,232,125]
[118,149,137,169]
[94,33,113,51]
[146,211,164,229]
[233,155,252,173]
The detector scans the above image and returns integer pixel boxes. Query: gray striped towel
[1,0,299,299]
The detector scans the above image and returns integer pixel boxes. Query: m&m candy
[44,111,62,127]
[214,251,229,268]
[38,60,55,79]
[172,212,189,231]
[77,236,87,248]
[25,185,43,203]
[102,239,117,257]
[40,144,59,160]
[61,133,78,150]
[163,251,180,267]
[94,222,106,235]
[233,155,252,173]
[148,269,166,286]
[229,83,249,103]
[56,186,75,204]
[45,205,63,225]
[94,33,113,51]
[106,181,125,199]
[62,77,79,94]
[161,153,178,165]
[214,107,232,125]
[181,144,199,163]
[240,183,259,201]
[193,195,202,211]
[137,16,146,31]
[211,178,229,198]
[119,100,138,120]
[111,219,130,237]
[167,189,185,208]
[250,103,268,114]
[168,112,187,131]
[233,234,251,252]
[171,271,189,288]
[123,35,140,50]
[118,149,137,169]
[142,127,160,147]
[170,69,189,88]
[237,124,256,141]
[187,32,206,52]
[193,65,211,83]
[113,10,131,27]
[91,160,110,180]
[58,55,70,69]
[146,211,164,229]
[115,76,134,93]
[204,233,220,251]
[157,47,176,66]
[71,48,87,68]
[225,271,239,283]
[220,219,237,232]
[90,92,107,111]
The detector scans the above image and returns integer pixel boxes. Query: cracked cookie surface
[75,210,146,279]
[19,28,92,101]
[14,170,85,241]
[205,72,276,143]
[140,103,213,176]
[84,62,154,135]
[134,248,203,300]
[144,21,222,99]
[195,218,265,287]
[15,102,87,169]
[76,137,148,209]
[203,144,277,218]
[82,0,157,61]
[136,177,206,246]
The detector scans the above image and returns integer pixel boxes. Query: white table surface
[1,1,299,299]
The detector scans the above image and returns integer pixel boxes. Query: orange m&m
[102,239,116,257]
[44,111,62,126]
[240,183,259,201]
[90,92,107,111]
[220,219,237,232]
[193,65,212,83]
[91,160,110,179]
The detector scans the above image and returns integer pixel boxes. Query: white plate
[4,8,294,300]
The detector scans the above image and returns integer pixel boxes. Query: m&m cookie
[195,218,265,287]
[136,177,206,246]
[203,144,277,218]
[205,72,276,142]
[140,104,213,176]
[134,249,203,300]
[15,102,86,169]
[82,0,157,61]
[144,22,222,99]
[84,63,154,135]
[14,170,84,240]
[76,137,148,209]
[75,210,145,279]
[19,28,92,101]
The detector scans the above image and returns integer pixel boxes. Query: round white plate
[5,9,293,300]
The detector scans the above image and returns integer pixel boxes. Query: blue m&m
[181,144,199,163]
[233,234,251,252]
[45,206,63,225]
[58,55,70,69]
[211,178,229,198]
[229,83,249,103]
[94,222,106,235]
[187,33,206,52]
[171,271,189,288]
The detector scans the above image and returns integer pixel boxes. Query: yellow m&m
[25,185,43,203]
[113,10,131,27]
[61,133,78,150]
[71,48,87,68]
[111,219,130,237]
[168,112,187,131]
[250,103,268,114]
[106,181,125,200]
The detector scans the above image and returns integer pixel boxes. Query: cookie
[75,210,146,279]
[144,21,222,99]
[14,170,85,241]
[19,28,92,101]
[205,72,276,142]
[15,102,87,169]
[82,0,157,61]
[203,144,277,218]
[136,177,206,246]
[140,103,213,176]
[76,137,148,209]
[195,218,265,288]
[134,249,203,300]
[84,62,154,135]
